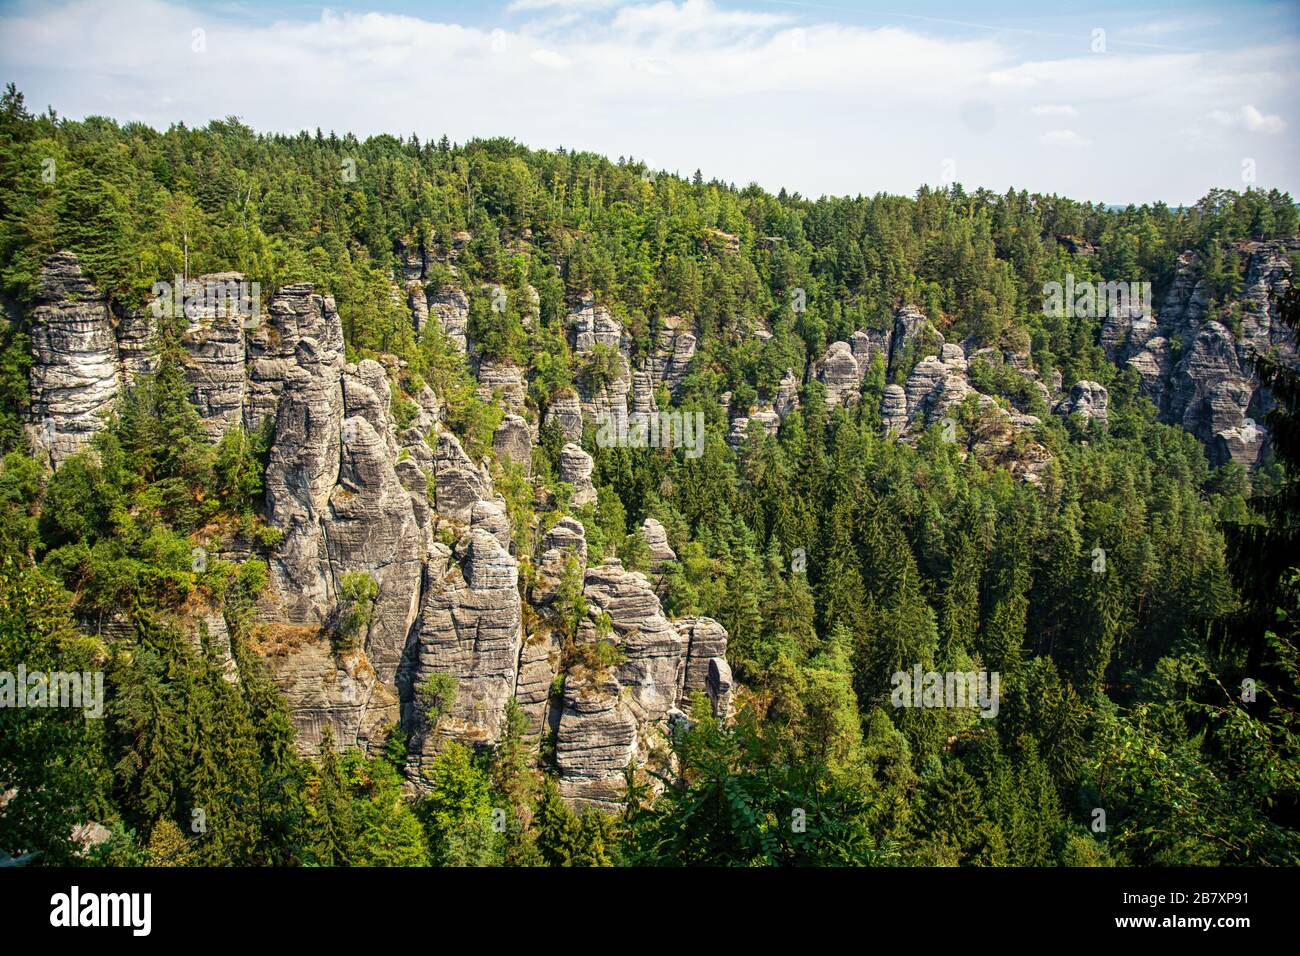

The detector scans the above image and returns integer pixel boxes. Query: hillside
[1,84,1299,867]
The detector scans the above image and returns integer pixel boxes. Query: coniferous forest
[0,78,1298,871]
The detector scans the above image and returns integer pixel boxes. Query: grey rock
[675,615,730,717]
[555,668,639,812]
[475,358,527,412]
[469,498,512,551]
[428,286,469,353]
[493,414,533,476]
[568,296,625,353]
[580,559,686,724]
[646,315,696,396]
[773,369,800,419]
[559,442,597,507]
[410,528,523,760]
[813,340,861,407]
[268,638,396,756]
[181,273,249,441]
[434,431,493,523]
[1057,380,1109,424]
[880,384,908,434]
[640,517,676,570]
[27,252,121,467]
[327,415,424,685]
[902,358,949,426]
[114,306,157,383]
[890,305,943,377]
[544,389,584,443]
[260,285,346,623]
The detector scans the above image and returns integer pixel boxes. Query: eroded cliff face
[795,239,1297,476]
[26,253,124,467]
[24,250,737,810]
[802,304,1056,482]
[1103,239,1299,468]
[29,232,1292,807]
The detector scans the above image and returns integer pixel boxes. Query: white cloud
[530,48,572,68]
[0,0,1295,204]
[611,0,790,38]
[1028,104,1077,117]
[1039,129,1092,148]
[1124,15,1221,37]
[509,0,622,11]
[1208,104,1287,134]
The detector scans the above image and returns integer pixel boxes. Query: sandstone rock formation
[493,414,533,475]
[812,340,861,407]
[435,431,493,523]
[640,517,676,570]
[181,273,249,441]
[558,443,598,507]
[646,315,697,396]
[544,389,584,443]
[27,252,122,467]
[409,527,523,765]
[1057,380,1110,424]
[1100,238,1298,467]
[428,286,469,353]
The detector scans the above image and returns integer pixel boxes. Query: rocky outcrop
[675,615,732,718]
[268,639,396,757]
[27,252,122,467]
[555,668,640,811]
[727,407,779,448]
[518,517,588,737]
[181,273,249,441]
[773,369,800,419]
[889,305,942,377]
[493,414,533,475]
[1169,322,1259,462]
[544,389,584,443]
[327,413,425,684]
[646,315,696,396]
[1057,380,1109,424]
[1127,337,1172,411]
[631,370,658,417]
[813,340,861,407]
[260,285,348,623]
[1100,239,1298,467]
[580,560,686,722]
[640,517,675,570]
[475,359,527,412]
[554,561,736,810]
[568,296,625,353]
[115,307,157,384]
[558,443,597,507]
[579,352,631,431]
[410,528,523,764]
[428,286,469,353]
[880,384,908,433]
[850,328,890,375]
[434,431,493,523]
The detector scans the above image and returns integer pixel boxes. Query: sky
[0,0,1296,205]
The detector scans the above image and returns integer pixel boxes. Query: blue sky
[0,0,1296,204]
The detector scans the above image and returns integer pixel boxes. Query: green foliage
[416,672,458,723]
[0,86,1296,867]
[334,571,379,652]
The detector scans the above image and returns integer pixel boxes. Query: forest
[0,81,1298,867]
